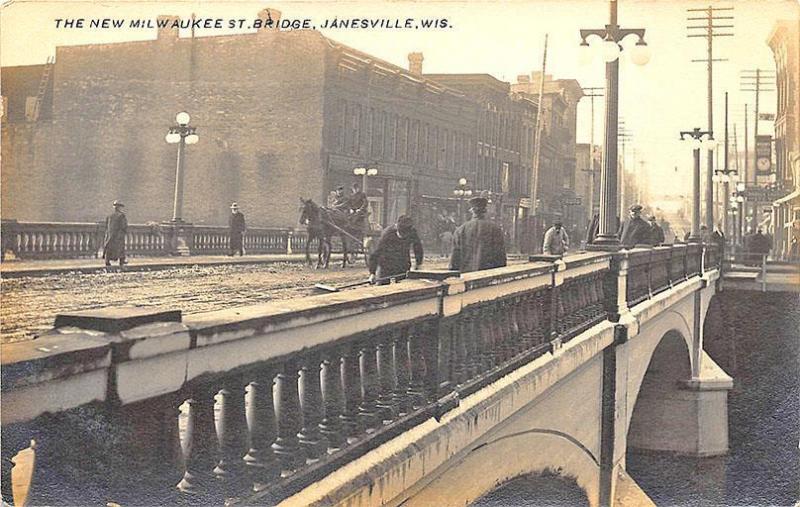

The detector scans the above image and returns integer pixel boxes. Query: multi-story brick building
[422,72,537,250]
[1,11,476,238]
[767,17,800,259]
[511,72,583,244]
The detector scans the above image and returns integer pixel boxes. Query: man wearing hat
[367,214,424,284]
[647,215,666,246]
[332,185,349,213]
[103,200,128,267]
[618,204,651,248]
[449,195,507,273]
[228,203,246,256]
[543,221,569,256]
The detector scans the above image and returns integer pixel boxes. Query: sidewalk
[0,253,346,278]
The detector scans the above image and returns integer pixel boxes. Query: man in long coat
[103,200,128,267]
[648,215,666,246]
[368,215,424,283]
[347,182,369,231]
[228,202,246,256]
[618,204,651,248]
[449,196,507,273]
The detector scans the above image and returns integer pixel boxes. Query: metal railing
[0,245,718,506]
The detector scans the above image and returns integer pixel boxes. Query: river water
[627,291,800,507]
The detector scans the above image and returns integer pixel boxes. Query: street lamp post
[166,112,199,222]
[680,128,716,243]
[579,0,650,249]
[164,111,199,255]
[453,178,472,222]
[735,181,746,247]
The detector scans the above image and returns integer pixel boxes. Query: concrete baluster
[451,316,468,384]
[319,352,344,451]
[392,329,412,415]
[271,361,303,474]
[340,345,363,442]
[375,336,399,422]
[243,368,280,488]
[358,341,381,432]
[434,320,454,393]
[177,386,220,501]
[407,324,427,410]
[465,310,481,378]
[214,377,249,493]
[297,355,326,461]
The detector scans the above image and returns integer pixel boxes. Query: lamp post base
[586,236,621,252]
[161,219,193,256]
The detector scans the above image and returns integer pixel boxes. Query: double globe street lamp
[579,0,650,249]
[353,166,378,192]
[680,128,717,242]
[165,112,199,222]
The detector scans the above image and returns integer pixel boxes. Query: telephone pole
[531,34,549,223]
[581,86,603,220]
[740,68,776,184]
[687,4,734,232]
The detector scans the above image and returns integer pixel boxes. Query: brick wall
[2,29,328,227]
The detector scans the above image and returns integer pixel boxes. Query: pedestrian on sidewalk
[228,203,246,256]
[103,200,128,267]
[543,222,569,256]
[368,215,423,284]
[618,204,650,249]
[449,195,507,273]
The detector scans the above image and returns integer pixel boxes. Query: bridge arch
[405,425,601,506]
[472,469,590,507]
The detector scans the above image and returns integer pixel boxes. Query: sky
[2,0,798,199]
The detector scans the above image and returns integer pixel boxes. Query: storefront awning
[772,188,800,206]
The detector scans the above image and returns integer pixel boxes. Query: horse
[299,198,363,269]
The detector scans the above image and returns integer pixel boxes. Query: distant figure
[449,196,507,273]
[700,225,711,244]
[103,200,128,267]
[228,202,246,256]
[332,185,349,212]
[348,182,369,230]
[543,221,569,256]
[711,223,725,255]
[648,215,665,246]
[752,228,771,262]
[368,215,423,283]
[439,211,456,258]
[618,204,651,248]
[585,213,599,246]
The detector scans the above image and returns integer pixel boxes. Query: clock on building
[757,158,772,172]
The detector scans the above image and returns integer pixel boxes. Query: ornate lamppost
[164,111,199,255]
[453,178,472,222]
[579,0,650,249]
[353,166,378,192]
[680,128,717,242]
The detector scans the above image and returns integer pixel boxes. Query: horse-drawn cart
[300,198,382,269]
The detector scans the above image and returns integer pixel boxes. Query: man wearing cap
[347,182,369,230]
[368,215,424,284]
[449,196,507,273]
[647,215,665,246]
[228,203,246,256]
[618,204,651,248]
[103,200,128,267]
[543,221,569,256]
[332,185,349,213]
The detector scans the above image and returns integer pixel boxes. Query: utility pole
[744,104,749,183]
[531,34,549,226]
[687,4,734,232]
[617,123,633,216]
[581,86,603,221]
[740,68,776,185]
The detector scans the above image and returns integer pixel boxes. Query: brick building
[422,72,537,250]
[511,72,584,242]
[767,17,800,259]
[1,11,475,237]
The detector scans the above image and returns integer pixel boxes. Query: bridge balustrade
[0,245,718,506]
[0,220,308,260]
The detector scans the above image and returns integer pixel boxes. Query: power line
[686,4,734,231]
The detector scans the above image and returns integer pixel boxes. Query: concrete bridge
[2,243,730,506]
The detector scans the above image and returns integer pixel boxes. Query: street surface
[1,257,458,343]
